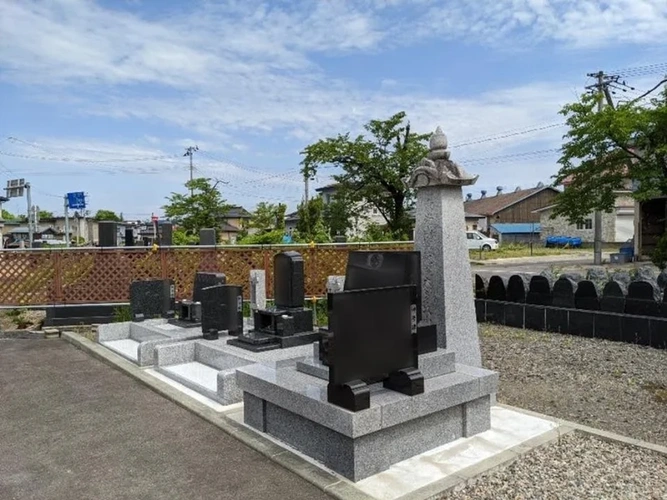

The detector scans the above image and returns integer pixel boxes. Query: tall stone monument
[407,127,482,367]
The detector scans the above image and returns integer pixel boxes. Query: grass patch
[470,244,588,261]
[112,305,133,323]
[642,382,667,404]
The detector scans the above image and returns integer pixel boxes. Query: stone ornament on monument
[408,126,482,367]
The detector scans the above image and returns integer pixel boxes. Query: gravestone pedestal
[410,127,482,367]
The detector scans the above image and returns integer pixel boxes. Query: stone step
[103,339,140,362]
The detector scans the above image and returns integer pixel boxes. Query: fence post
[52,250,64,304]
[160,248,169,280]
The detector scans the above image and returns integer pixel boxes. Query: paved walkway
[0,339,332,500]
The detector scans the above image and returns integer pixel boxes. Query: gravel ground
[480,324,667,446]
[440,433,667,500]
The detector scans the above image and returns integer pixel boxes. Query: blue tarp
[490,223,541,234]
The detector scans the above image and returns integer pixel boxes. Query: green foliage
[1,209,15,220]
[38,210,54,219]
[362,222,394,242]
[651,232,667,270]
[300,111,429,239]
[162,178,231,239]
[93,209,122,222]
[322,196,352,237]
[295,197,330,243]
[173,228,199,246]
[112,305,133,323]
[6,308,30,329]
[248,202,287,233]
[238,229,285,245]
[552,86,667,224]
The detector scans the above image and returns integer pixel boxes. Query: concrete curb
[61,332,373,500]
[497,403,667,458]
[61,332,666,500]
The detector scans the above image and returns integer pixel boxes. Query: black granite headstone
[574,280,600,311]
[625,280,661,317]
[507,274,530,303]
[552,277,577,309]
[124,227,134,247]
[600,280,626,313]
[129,279,175,320]
[159,222,173,246]
[99,221,117,248]
[487,276,508,302]
[327,284,423,412]
[526,275,553,306]
[344,251,422,320]
[274,251,305,309]
[201,284,244,339]
[199,228,217,246]
[475,274,487,300]
[193,272,227,303]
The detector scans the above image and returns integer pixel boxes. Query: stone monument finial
[407,126,479,188]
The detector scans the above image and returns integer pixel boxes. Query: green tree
[93,209,122,222]
[1,209,15,220]
[295,197,330,243]
[248,202,287,233]
[552,84,667,224]
[322,196,352,237]
[300,111,429,239]
[38,210,54,219]
[162,178,231,239]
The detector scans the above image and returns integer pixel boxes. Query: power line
[450,123,565,148]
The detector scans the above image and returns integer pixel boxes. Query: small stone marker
[249,270,266,310]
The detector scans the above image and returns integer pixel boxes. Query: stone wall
[540,208,616,243]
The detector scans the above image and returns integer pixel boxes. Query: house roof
[285,211,299,221]
[219,222,241,232]
[491,223,541,234]
[463,186,559,216]
[315,183,340,193]
[223,206,252,219]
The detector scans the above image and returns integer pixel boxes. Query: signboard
[5,179,26,198]
[67,192,86,209]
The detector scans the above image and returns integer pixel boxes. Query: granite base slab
[236,363,498,481]
[154,337,315,405]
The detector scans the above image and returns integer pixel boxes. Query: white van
[466,231,498,251]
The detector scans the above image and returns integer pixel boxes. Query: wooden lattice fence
[0,242,413,306]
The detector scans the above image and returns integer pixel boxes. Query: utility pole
[304,175,309,204]
[26,182,33,248]
[183,145,199,197]
[584,70,635,265]
[64,195,70,248]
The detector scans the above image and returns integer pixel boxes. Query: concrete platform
[236,362,498,481]
[154,337,314,405]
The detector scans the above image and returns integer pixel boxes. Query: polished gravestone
[625,280,661,317]
[475,274,488,300]
[168,272,228,329]
[201,284,244,340]
[228,251,318,352]
[129,279,176,321]
[326,284,423,412]
[525,275,552,331]
[193,272,227,302]
[485,276,507,325]
[570,280,600,338]
[504,274,529,328]
[601,280,627,313]
[342,251,437,355]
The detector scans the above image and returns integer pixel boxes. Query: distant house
[534,178,635,244]
[463,184,559,234]
[220,206,252,243]
[315,183,386,238]
[634,196,664,258]
[5,225,67,247]
[285,211,299,234]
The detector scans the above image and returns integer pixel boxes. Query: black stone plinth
[649,318,667,349]
[327,380,371,412]
[485,300,505,324]
[546,307,568,334]
[524,304,546,331]
[227,330,321,352]
[622,315,651,346]
[383,368,425,396]
[568,309,595,338]
[504,303,524,328]
[252,307,314,337]
[594,312,622,342]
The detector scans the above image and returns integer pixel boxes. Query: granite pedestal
[153,332,311,405]
[96,319,205,367]
[237,359,497,481]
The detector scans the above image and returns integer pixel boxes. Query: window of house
[576,219,593,230]
[472,224,477,230]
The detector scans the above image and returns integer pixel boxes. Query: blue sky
[1,0,666,220]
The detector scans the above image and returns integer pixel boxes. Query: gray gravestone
[249,270,266,310]
[409,127,481,366]
[326,275,346,293]
[200,228,217,246]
